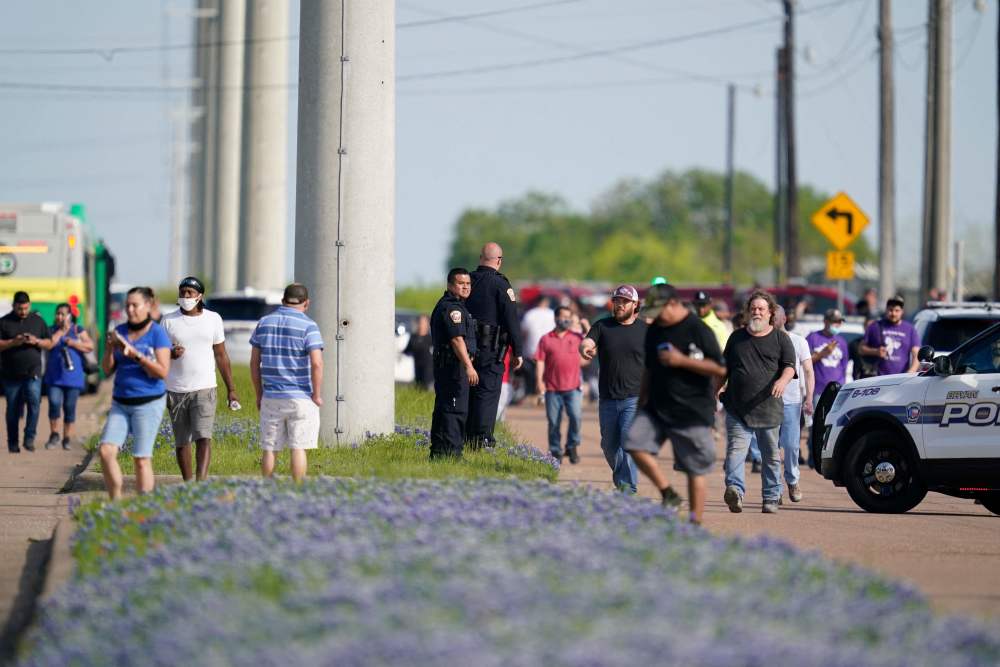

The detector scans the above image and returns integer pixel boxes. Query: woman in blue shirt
[44,303,94,450]
[98,287,172,500]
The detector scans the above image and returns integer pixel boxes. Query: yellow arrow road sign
[811,192,869,250]
[826,251,855,280]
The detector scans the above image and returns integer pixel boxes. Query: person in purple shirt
[806,308,849,400]
[860,295,920,376]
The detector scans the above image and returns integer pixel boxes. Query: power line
[397,0,584,28]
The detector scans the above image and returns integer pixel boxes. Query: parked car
[203,289,283,365]
[912,301,1000,356]
[395,308,421,383]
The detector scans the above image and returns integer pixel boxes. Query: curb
[39,518,76,604]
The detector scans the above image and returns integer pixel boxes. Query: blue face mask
[829,326,841,336]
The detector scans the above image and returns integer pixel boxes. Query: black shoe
[660,486,683,509]
[45,434,60,450]
[62,438,72,451]
[567,448,580,465]
[8,446,20,454]
[23,439,35,452]
[751,461,761,474]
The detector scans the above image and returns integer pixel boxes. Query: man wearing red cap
[580,284,646,493]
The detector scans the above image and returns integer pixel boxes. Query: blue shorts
[100,396,167,458]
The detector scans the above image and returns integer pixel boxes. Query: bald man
[465,242,523,447]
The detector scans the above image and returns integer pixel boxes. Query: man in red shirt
[535,306,586,463]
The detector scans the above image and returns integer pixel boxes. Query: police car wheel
[980,495,1000,516]
[843,429,927,514]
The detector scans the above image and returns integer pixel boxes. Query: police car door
[922,328,1000,459]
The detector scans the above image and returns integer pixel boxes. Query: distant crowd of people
[1,280,325,500]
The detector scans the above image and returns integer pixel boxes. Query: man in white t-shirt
[773,306,814,503]
[520,296,554,396]
[161,276,239,481]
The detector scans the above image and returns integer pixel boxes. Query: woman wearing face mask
[98,287,172,500]
[160,276,238,482]
[44,303,94,450]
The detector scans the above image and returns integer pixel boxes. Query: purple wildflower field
[19,479,1000,666]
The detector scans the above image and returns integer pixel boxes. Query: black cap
[824,308,844,322]
[886,294,905,309]
[640,283,679,319]
[178,276,205,294]
[693,290,711,306]
[12,291,29,304]
[283,283,309,305]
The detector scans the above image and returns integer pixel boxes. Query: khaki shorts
[167,388,217,446]
[260,397,320,451]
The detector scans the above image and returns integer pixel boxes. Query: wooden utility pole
[774,47,786,285]
[878,0,896,303]
[783,0,800,281]
[724,83,735,285]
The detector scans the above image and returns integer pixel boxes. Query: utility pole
[931,0,952,299]
[239,0,289,290]
[783,0,801,281]
[295,0,396,444]
[995,2,1000,301]
[186,7,208,279]
[920,0,937,300]
[724,83,735,285]
[212,0,245,293]
[198,1,220,282]
[774,47,786,285]
[878,0,896,304]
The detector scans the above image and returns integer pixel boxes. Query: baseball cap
[886,294,905,309]
[178,276,205,294]
[693,290,711,306]
[824,308,844,322]
[611,284,639,302]
[283,283,309,305]
[12,291,29,304]
[640,283,679,319]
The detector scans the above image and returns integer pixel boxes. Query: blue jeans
[544,389,582,457]
[48,385,81,424]
[100,396,168,458]
[780,402,802,488]
[724,412,781,502]
[598,397,639,493]
[748,433,762,463]
[3,377,42,450]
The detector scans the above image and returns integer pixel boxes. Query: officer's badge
[507,288,516,302]
[449,310,463,324]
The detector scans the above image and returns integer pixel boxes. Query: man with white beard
[719,291,796,514]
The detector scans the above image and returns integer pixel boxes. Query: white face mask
[178,296,200,312]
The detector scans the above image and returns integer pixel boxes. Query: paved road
[505,400,1000,620]
[0,386,107,660]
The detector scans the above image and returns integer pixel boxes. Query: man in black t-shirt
[0,292,54,452]
[580,285,647,493]
[624,284,726,525]
[720,290,795,515]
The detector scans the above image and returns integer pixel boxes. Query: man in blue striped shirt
[250,283,324,482]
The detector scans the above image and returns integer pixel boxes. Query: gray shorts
[624,410,716,476]
[167,387,217,446]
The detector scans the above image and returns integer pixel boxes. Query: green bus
[0,202,115,387]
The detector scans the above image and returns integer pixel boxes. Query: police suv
[813,321,1000,516]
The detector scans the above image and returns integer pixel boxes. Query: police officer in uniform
[465,242,523,447]
[430,268,479,459]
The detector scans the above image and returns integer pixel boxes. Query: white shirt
[521,306,555,358]
[782,330,811,405]
[161,308,225,393]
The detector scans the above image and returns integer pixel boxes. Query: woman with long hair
[44,303,94,450]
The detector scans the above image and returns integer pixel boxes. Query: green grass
[89,367,553,482]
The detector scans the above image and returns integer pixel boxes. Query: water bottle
[61,344,75,372]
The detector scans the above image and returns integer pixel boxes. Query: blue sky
[1,0,995,289]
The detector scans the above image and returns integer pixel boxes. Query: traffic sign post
[813,192,869,312]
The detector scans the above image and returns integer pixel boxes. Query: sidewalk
[0,384,108,660]
[505,399,1000,620]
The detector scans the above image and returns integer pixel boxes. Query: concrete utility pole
[774,47,787,285]
[931,0,953,299]
[724,83,735,285]
[783,0,801,281]
[295,0,396,444]
[212,0,245,293]
[198,1,220,282]
[878,0,896,304]
[920,0,937,300]
[239,0,289,290]
[186,8,208,278]
[995,3,1000,300]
